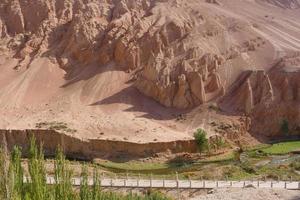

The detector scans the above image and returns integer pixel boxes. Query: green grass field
[98,161,169,171]
[96,152,235,175]
[261,141,300,155]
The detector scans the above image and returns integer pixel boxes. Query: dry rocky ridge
[0,0,300,147]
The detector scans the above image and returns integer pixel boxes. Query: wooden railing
[41,176,300,190]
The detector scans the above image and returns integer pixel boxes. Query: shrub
[233,148,243,162]
[240,162,256,174]
[167,154,194,167]
[290,160,300,171]
[281,119,289,136]
[193,129,209,154]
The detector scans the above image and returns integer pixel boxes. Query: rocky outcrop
[220,70,274,113]
[0,0,267,109]
[244,79,254,115]
[221,54,300,137]
[1,0,297,141]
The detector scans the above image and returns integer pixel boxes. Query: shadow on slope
[90,86,191,121]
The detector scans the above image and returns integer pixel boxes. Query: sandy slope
[218,0,300,56]
[0,55,193,142]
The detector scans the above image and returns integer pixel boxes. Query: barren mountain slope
[0,0,299,142]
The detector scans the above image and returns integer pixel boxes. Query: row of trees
[0,138,171,200]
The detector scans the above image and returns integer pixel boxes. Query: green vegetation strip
[0,137,172,200]
[97,152,235,175]
[260,141,300,155]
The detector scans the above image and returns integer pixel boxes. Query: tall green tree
[54,147,74,200]
[10,146,24,200]
[0,146,13,200]
[80,165,90,200]
[28,137,48,200]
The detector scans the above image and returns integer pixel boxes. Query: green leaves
[54,147,74,200]
[11,146,24,199]
[28,137,48,200]
[0,146,12,200]
[80,165,90,200]
[281,119,290,136]
[0,136,173,200]
[193,128,209,153]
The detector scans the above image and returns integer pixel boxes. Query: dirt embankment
[0,129,198,160]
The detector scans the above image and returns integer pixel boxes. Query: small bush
[194,129,209,154]
[290,160,300,171]
[233,148,244,162]
[281,119,289,136]
[240,162,256,174]
[167,154,194,167]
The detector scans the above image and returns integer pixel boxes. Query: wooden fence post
[137,173,140,187]
[271,181,273,188]
[176,172,179,188]
[284,181,287,189]
[176,172,180,200]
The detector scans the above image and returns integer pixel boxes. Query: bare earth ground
[0,0,300,143]
[189,188,300,200]
[0,53,249,143]
[88,188,300,200]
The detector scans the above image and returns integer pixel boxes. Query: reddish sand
[0,0,300,143]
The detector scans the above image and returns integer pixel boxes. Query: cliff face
[221,53,300,137]
[0,129,198,159]
[250,54,300,137]
[0,0,271,109]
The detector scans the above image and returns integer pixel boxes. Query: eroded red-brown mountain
[0,0,300,143]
